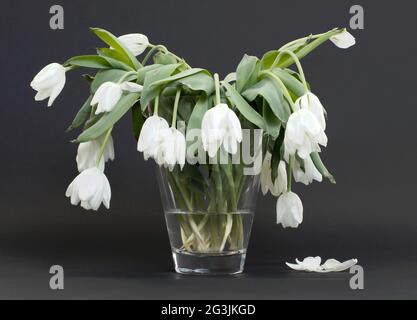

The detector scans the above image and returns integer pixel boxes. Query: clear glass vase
[156,162,259,275]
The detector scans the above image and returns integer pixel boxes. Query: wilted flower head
[118,33,149,56]
[137,115,169,161]
[76,135,115,172]
[276,191,303,228]
[30,63,66,106]
[330,30,356,49]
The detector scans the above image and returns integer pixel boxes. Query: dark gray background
[0,0,416,299]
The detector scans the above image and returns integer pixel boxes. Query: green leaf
[65,55,111,69]
[151,68,208,88]
[223,82,266,132]
[224,72,236,84]
[153,52,178,65]
[173,72,214,95]
[140,64,180,110]
[272,69,306,97]
[311,152,336,184]
[90,28,142,69]
[242,77,291,122]
[261,28,343,69]
[66,95,93,132]
[236,54,259,92]
[262,99,281,138]
[77,93,140,142]
[90,69,132,93]
[131,102,144,140]
[186,95,209,149]
[97,48,135,71]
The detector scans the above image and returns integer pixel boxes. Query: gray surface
[0,0,417,299]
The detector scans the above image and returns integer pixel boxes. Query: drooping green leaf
[151,68,208,88]
[242,77,291,123]
[270,126,285,182]
[236,54,259,93]
[131,102,144,140]
[66,95,93,132]
[97,48,135,71]
[224,72,236,84]
[173,72,214,95]
[186,95,209,150]
[77,93,140,142]
[272,69,306,97]
[153,51,178,65]
[65,55,111,69]
[223,82,266,132]
[90,69,133,93]
[140,63,180,110]
[136,64,163,84]
[90,28,142,69]
[262,99,281,138]
[261,28,343,69]
[311,152,336,184]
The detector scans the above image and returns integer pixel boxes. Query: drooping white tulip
[201,103,242,157]
[276,191,303,228]
[118,33,149,56]
[30,63,66,107]
[260,152,287,196]
[120,81,143,93]
[76,135,115,172]
[295,92,326,130]
[286,257,358,272]
[65,167,111,211]
[284,108,328,159]
[156,127,186,171]
[137,115,169,161]
[292,156,322,185]
[92,82,123,114]
[330,30,356,49]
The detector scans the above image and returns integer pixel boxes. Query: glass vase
[156,161,259,275]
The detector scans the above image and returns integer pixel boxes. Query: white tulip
[201,103,242,157]
[76,135,115,172]
[65,167,111,211]
[276,191,303,228]
[284,108,327,159]
[156,127,187,171]
[292,156,322,185]
[118,33,149,56]
[91,82,123,114]
[137,115,169,161]
[260,152,287,196]
[30,63,66,107]
[286,257,358,272]
[295,92,326,130]
[330,30,356,49]
[120,81,143,93]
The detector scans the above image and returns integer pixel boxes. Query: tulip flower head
[137,115,170,161]
[330,30,356,49]
[30,63,66,107]
[156,127,187,171]
[260,152,287,196]
[276,191,303,228]
[65,167,111,211]
[118,33,149,56]
[284,108,328,159]
[201,103,242,157]
[76,135,115,172]
[294,92,326,131]
[292,156,322,185]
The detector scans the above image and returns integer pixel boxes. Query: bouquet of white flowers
[31,27,355,274]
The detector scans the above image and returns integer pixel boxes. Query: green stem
[141,45,166,65]
[117,71,137,84]
[260,70,296,112]
[147,44,191,69]
[96,127,113,167]
[270,50,308,92]
[287,156,293,191]
[153,94,160,116]
[214,73,221,105]
[171,88,181,127]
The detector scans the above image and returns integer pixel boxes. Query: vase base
[172,249,246,275]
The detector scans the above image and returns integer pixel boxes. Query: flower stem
[287,156,293,191]
[153,94,160,116]
[117,71,137,84]
[171,88,181,127]
[96,127,113,167]
[270,50,308,92]
[214,73,221,105]
[147,44,191,69]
